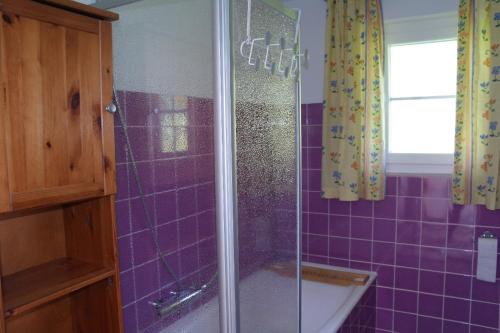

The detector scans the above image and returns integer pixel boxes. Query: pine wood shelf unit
[3,258,114,319]
[0,0,123,332]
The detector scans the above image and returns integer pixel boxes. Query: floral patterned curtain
[322,0,385,200]
[453,0,500,210]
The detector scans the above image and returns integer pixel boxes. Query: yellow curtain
[322,0,385,200]
[454,0,500,210]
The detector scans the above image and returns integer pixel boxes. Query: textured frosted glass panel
[233,1,299,332]
[110,1,219,333]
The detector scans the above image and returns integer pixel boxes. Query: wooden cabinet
[0,1,123,332]
[0,0,117,212]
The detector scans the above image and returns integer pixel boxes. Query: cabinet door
[0,1,116,211]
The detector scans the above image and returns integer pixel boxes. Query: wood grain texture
[100,21,117,195]
[0,0,99,34]
[71,278,122,333]
[268,263,370,286]
[0,208,66,276]
[106,195,124,333]
[63,197,114,268]
[34,0,119,21]
[1,11,107,210]
[3,258,113,318]
[0,11,10,213]
[0,2,121,331]
[5,296,73,333]
[11,183,104,210]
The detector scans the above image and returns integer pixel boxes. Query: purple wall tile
[329,199,350,215]
[445,273,471,299]
[351,216,372,239]
[386,176,398,195]
[418,293,443,317]
[375,264,394,287]
[444,297,470,322]
[422,197,449,222]
[447,224,474,249]
[351,200,373,217]
[472,279,500,303]
[374,195,397,219]
[350,239,372,262]
[330,215,350,237]
[115,93,217,333]
[423,175,450,198]
[373,242,395,265]
[421,222,447,247]
[420,246,445,271]
[396,244,420,268]
[280,103,500,333]
[309,235,328,257]
[306,125,322,147]
[377,286,394,308]
[134,260,159,299]
[376,308,393,330]
[449,203,476,225]
[329,237,349,259]
[398,176,422,197]
[470,301,499,328]
[418,316,442,332]
[420,270,444,294]
[446,249,473,275]
[444,320,469,333]
[395,267,418,290]
[394,311,417,333]
[116,200,131,237]
[470,325,498,333]
[120,270,135,306]
[397,197,422,221]
[397,220,421,244]
[122,304,137,333]
[373,219,396,242]
[307,103,323,125]
[309,213,329,234]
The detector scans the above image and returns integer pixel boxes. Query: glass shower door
[231,1,301,332]
[104,1,221,332]
[93,0,301,331]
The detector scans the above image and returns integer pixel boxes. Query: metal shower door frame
[214,0,302,332]
[214,0,240,333]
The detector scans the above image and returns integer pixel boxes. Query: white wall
[382,0,458,20]
[284,0,326,104]
[75,0,214,98]
[284,0,459,103]
[111,0,213,98]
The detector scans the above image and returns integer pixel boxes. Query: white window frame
[385,12,458,175]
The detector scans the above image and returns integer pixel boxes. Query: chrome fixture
[239,0,308,78]
[149,284,210,317]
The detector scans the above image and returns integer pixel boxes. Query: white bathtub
[161,263,376,333]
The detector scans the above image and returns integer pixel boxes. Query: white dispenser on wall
[476,231,498,283]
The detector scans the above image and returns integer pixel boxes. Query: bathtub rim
[301,262,377,333]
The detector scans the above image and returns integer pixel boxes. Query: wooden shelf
[3,258,114,319]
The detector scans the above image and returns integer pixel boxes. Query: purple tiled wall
[338,285,376,333]
[302,103,500,333]
[114,91,217,333]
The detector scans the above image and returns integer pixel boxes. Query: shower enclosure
[93,0,302,332]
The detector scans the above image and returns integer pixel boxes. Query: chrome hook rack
[239,0,308,79]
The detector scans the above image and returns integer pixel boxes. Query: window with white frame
[385,13,458,174]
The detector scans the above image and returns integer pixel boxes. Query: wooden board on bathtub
[267,263,369,286]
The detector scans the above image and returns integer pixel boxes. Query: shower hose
[112,88,218,311]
